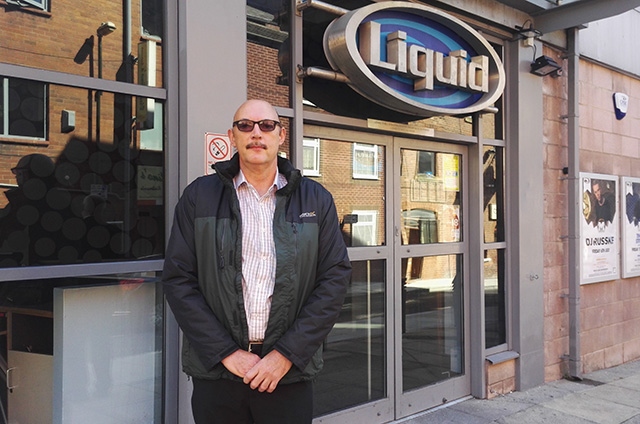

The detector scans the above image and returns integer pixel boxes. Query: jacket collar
[214,153,302,194]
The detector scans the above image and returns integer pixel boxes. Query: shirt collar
[234,168,287,191]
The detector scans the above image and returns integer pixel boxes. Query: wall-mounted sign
[205,132,233,175]
[580,172,619,284]
[323,2,505,117]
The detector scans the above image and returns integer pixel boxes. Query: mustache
[246,143,267,149]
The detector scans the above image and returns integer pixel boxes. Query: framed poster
[580,173,619,284]
[621,177,640,277]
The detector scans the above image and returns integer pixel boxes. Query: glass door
[306,127,395,424]
[306,127,470,423]
[394,139,469,419]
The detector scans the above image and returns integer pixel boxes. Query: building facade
[0,0,639,423]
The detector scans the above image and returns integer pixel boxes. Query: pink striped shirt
[234,169,288,342]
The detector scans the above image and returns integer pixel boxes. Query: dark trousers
[191,377,313,424]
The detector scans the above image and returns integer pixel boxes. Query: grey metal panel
[505,39,545,391]
[163,0,181,422]
[534,0,640,33]
[468,124,487,399]
[580,10,640,76]
[178,0,247,189]
[0,260,164,282]
[0,63,166,99]
[494,0,553,14]
[172,2,247,422]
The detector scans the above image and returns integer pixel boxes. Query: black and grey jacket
[162,154,351,383]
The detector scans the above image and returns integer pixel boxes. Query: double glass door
[306,127,469,423]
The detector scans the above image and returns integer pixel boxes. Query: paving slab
[445,397,532,422]
[621,415,640,424]
[611,374,640,391]
[504,382,579,405]
[397,407,494,424]
[495,404,599,424]
[582,384,640,410]
[544,392,639,424]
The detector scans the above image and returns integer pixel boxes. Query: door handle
[6,367,17,392]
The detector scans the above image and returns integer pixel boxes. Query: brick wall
[543,45,640,381]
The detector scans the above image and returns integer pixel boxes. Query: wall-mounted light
[530,55,563,77]
[97,21,116,37]
[515,21,563,78]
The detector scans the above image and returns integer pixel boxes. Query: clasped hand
[221,349,292,393]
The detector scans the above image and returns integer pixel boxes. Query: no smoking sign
[205,132,233,175]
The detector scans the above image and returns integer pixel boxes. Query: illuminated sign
[323,2,505,117]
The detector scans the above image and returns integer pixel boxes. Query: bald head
[233,99,280,122]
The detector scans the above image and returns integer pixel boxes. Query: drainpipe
[566,27,582,380]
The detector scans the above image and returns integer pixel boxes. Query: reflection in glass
[485,249,506,348]
[0,1,165,87]
[0,274,163,423]
[481,110,500,140]
[402,255,464,392]
[483,146,504,243]
[314,260,386,417]
[305,137,386,247]
[0,84,165,267]
[0,78,46,139]
[247,0,291,108]
[400,149,461,245]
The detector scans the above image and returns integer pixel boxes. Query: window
[483,145,506,349]
[417,151,434,176]
[485,249,506,348]
[0,85,164,268]
[7,0,48,11]
[0,77,46,140]
[353,143,379,180]
[141,0,164,38]
[302,137,320,176]
[351,210,377,246]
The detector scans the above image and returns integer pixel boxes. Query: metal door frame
[306,126,471,423]
[392,137,471,419]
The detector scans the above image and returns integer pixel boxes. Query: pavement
[397,359,640,424]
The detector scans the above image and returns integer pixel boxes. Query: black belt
[248,342,264,357]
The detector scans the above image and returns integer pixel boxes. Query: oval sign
[323,2,506,117]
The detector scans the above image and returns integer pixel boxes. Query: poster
[580,173,619,284]
[621,177,640,277]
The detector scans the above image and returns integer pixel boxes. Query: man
[162,99,351,423]
[592,180,615,226]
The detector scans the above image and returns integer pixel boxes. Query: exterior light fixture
[530,55,562,77]
[97,21,116,37]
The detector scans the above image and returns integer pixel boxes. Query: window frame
[351,209,378,246]
[352,143,379,180]
[0,77,47,141]
[9,0,48,11]
[302,137,320,177]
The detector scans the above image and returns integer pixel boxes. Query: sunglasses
[233,119,281,133]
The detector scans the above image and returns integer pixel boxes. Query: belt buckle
[248,342,263,353]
